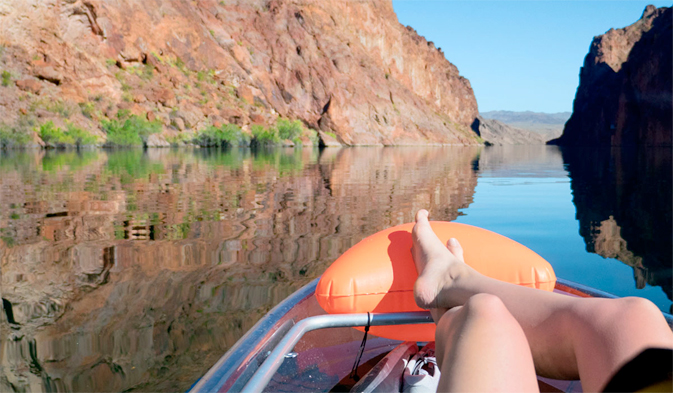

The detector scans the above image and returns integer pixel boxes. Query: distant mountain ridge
[473,116,549,145]
[480,111,568,140]
[481,111,571,125]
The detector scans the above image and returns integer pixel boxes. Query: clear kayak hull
[190,278,673,393]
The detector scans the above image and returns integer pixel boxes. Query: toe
[412,210,447,254]
[446,238,464,261]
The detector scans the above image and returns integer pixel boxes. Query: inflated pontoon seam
[316,280,555,298]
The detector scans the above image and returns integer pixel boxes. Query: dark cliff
[551,6,672,146]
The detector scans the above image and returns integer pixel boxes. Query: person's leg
[412,210,673,392]
[434,293,539,392]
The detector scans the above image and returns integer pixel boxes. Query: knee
[579,296,666,332]
[436,294,508,330]
[436,294,518,339]
[439,294,514,330]
[620,296,660,313]
[612,297,663,322]
[463,293,509,319]
[595,297,660,320]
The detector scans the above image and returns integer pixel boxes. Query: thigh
[435,294,539,393]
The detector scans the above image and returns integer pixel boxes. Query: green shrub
[166,133,190,146]
[102,114,161,147]
[276,118,304,142]
[250,119,317,146]
[39,121,73,146]
[251,124,280,146]
[1,70,11,87]
[30,98,74,118]
[39,121,98,147]
[66,123,98,146]
[192,126,218,147]
[193,124,250,147]
[170,56,189,76]
[150,51,164,65]
[196,69,217,85]
[0,123,32,148]
[79,102,97,119]
[141,63,154,81]
[117,109,132,119]
[115,71,132,92]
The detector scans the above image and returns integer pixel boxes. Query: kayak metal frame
[240,311,433,393]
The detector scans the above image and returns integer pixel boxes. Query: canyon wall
[0,0,480,145]
[551,6,672,146]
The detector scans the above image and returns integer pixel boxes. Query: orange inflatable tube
[315,221,556,342]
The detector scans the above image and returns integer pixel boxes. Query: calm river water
[0,145,670,392]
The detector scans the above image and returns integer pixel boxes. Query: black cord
[349,312,371,382]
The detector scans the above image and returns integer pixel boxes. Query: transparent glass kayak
[190,278,673,393]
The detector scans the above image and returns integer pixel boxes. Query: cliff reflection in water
[0,147,480,392]
[562,147,672,305]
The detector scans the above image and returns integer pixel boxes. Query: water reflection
[1,146,670,391]
[0,147,480,392]
[561,147,672,307]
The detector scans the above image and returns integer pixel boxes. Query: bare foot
[411,210,473,311]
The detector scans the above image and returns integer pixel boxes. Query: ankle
[436,263,477,308]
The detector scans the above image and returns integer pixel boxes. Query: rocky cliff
[0,0,480,146]
[551,6,672,146]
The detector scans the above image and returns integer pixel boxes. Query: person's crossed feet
[411,209,475,318]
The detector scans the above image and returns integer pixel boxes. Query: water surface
[0,146,670,392]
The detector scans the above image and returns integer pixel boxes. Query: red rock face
[551,6,672,146]
[0,0,480,145]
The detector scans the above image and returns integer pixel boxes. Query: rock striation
[551,6,672,146]
[0,0,480,145]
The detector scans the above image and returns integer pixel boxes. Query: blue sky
[392,1,671,113]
